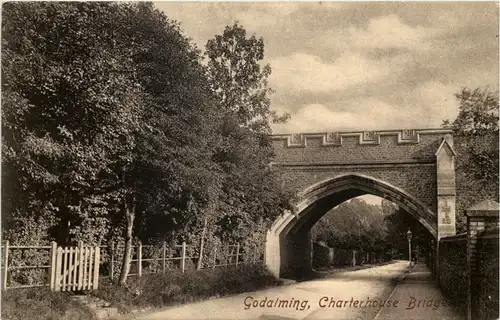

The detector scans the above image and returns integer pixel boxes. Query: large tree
[2,6,295,284]
[2,2,145,247]
[121,3,224,276]
[443,87,499,136]
[443,87,498,187]
[2,2,222,284]
[443,87,499,232]
[205,23,293,248]
[206,23,289,132]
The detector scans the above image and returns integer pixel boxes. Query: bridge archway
[265,173,436,278]
[265,129,457,278]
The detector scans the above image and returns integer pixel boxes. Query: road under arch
[265,129,457,278]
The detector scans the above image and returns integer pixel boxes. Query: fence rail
[1,239,265,291]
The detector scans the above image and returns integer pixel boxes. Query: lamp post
[407,229,413,272]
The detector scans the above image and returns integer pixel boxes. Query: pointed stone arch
[286,173,437,237]
[265,173,437,278]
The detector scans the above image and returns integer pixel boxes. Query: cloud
[271,81,460,134]
[271,100,399,133]
[153,2,498,135]
[235,3,302,29]
[358,194,383,206]
[316,14,438,55]
[351,15,435,51]
[269,52,391,93]
[412,81,459,125]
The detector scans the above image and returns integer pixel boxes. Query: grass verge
[94,263,283,314]
[1,287,96,320]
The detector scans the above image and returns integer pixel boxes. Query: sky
[156,1,498,134]
[154,2,498,205]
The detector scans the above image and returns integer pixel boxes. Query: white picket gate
[51,244,100,291]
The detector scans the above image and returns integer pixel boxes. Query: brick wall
[439,227,499,320]
[270,130,448,214]
[439,234,468,315]
[277,165,437,212]
[474,227,499,320]
[271,132,442,164]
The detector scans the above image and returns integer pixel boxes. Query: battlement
[270,128,454,165]
[270,128,453,148]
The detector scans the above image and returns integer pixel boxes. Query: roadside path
[373,265,464,320]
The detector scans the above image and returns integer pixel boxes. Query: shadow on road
[291,261,438,285]
[296,261,402,282]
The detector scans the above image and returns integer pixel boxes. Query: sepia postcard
[1,2,498,320]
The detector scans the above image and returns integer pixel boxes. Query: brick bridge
[264,128,458,279]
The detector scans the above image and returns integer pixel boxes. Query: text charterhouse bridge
[265,128,457,279]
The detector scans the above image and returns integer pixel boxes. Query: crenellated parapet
[270,128,451,148]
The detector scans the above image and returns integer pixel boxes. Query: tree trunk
[119,198,135,286]
[197,217,208,270]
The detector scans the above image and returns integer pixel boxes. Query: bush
[1,287,96,320]
[94,264,282,313]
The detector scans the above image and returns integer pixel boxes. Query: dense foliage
[443,87,499,232]
[2,2,292,284]
[312,198,433,258]
[312,198,388,252]
[205,23,294,245]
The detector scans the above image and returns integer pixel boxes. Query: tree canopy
[443,87,499,232]
[2,3,293,283]
[205,23,294,245]
[311,198,433,258]
[311,198,389,253]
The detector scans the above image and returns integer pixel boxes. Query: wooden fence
[1,241,100,291]
[105,242,263,279]
[1,241,52,290]
[1,240,264,291]
[53,243,100,291]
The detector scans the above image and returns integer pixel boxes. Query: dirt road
[137,261,412,320]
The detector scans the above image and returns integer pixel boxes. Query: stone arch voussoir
[271,173,437,239]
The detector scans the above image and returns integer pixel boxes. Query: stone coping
[269,129,453,148]
[467,199,500,212]
[270,128,453,137]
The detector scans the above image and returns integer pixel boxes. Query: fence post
[68,247,74,291]
[93,247,100,290]
[109,242,114,280]
[49,241,57,291]
[77,242,84,290]
[162,241,166,274]
[138,241,142,278]
[181,242,186,273]
[62,247,68,291]
[235,243,240,266]
[2,240,9,291]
